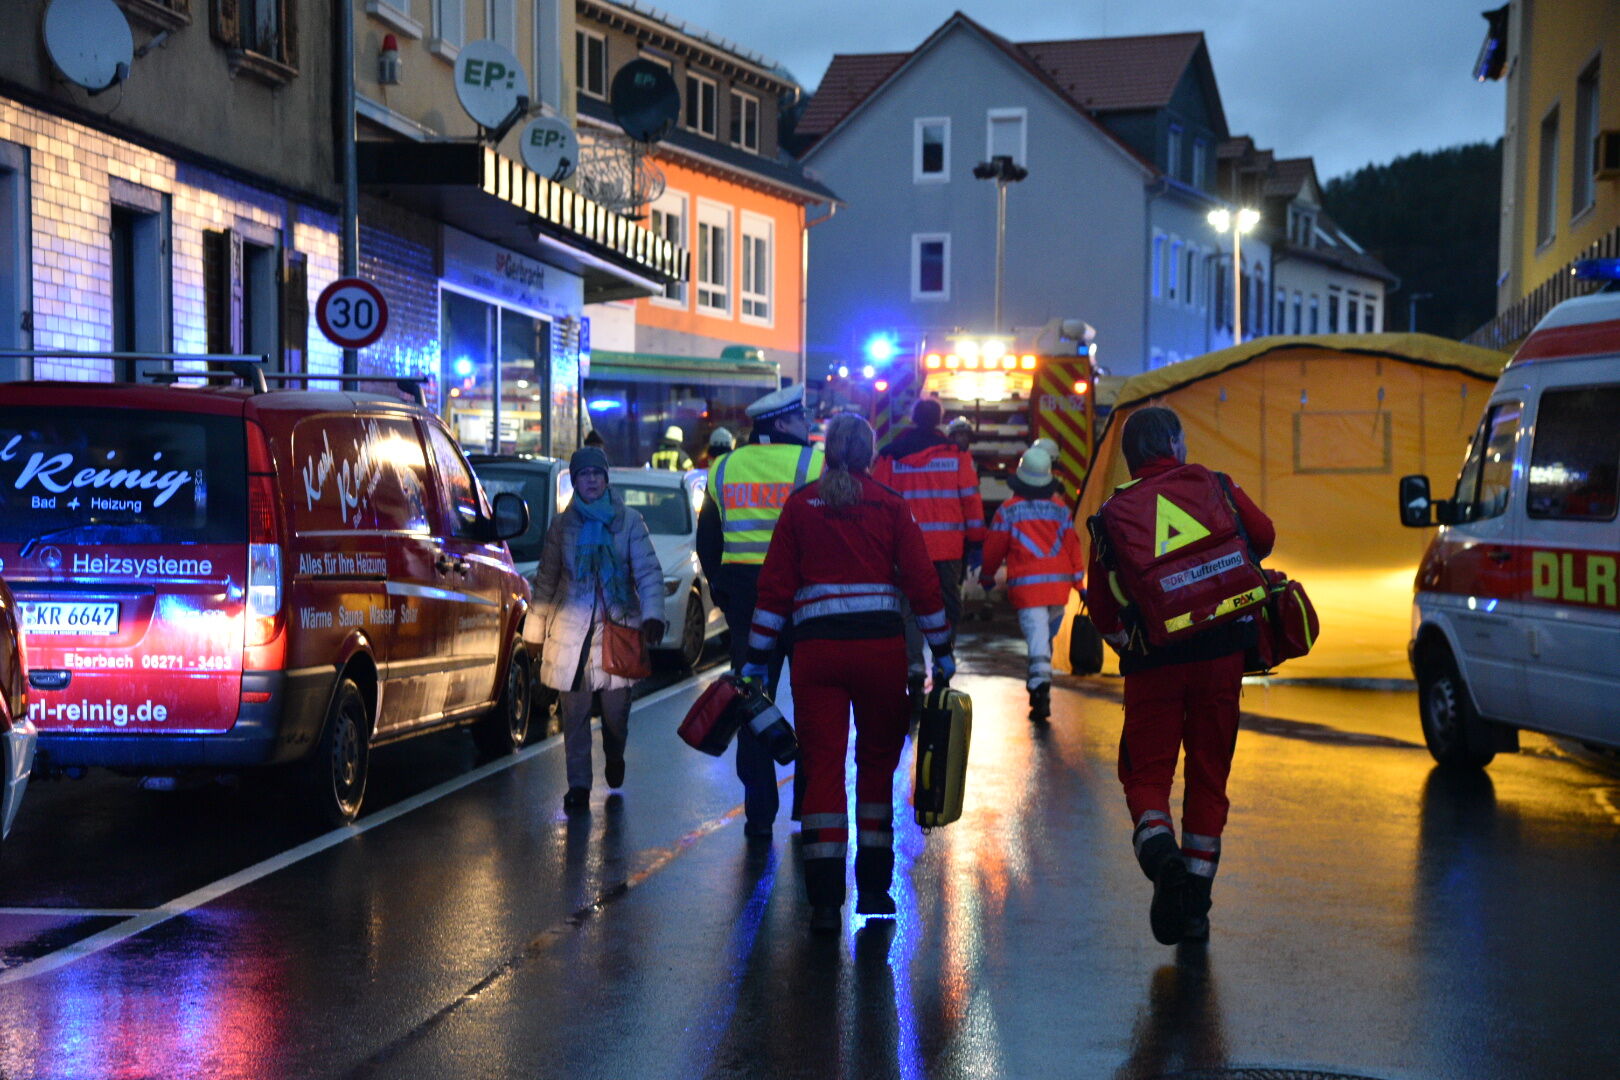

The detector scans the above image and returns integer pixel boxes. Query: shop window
[441,289,553,456]
[685,72,717,137]
[912,233,949,300]
[697,202,730,314]
[1528,387,1620,520]
[740,213,771,324]
[915,118,949,182]
[729,90,759,152]
[211,0,299,81]
[576,28,605,98]
[650,192,687,306]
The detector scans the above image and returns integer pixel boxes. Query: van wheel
[309,679,371,826]
[1418,651,1495,770]
[679,594,706,670]
[474,647,531,758]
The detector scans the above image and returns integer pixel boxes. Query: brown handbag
[599,589,651,679]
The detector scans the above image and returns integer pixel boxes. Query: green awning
[586,350,781,388]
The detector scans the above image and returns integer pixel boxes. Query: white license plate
[19,601,120,636]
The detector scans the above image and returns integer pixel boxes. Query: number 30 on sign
[316,278,390,350]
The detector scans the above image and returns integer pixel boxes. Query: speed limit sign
[316,278,390,350]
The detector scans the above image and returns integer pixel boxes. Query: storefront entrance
[440,289,553,456]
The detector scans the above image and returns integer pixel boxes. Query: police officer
[696,385,824,837]
[651,426,692,470]
[1087,407,1274,947]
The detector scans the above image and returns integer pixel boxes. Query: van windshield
[0,407,247,545]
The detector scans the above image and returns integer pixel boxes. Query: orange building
[574,0,840,466]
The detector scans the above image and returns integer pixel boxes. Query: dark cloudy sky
[663,0,1505,181]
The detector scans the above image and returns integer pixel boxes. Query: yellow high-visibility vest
[707,443,824,564]
[651,448,689,470]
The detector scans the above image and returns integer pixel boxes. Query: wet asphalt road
[1,621,1619,1080]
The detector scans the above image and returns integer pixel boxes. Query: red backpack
[1088,464,1270,648]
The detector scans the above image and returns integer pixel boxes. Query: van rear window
[0,407,246,545]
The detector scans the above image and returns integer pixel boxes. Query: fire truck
[873,319,1100,510]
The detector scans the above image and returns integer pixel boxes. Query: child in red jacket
[979,446,1085,721]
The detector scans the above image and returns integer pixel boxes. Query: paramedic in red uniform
[873,398,984,700]
[1087,407,1274,946]
[745,413,954,934]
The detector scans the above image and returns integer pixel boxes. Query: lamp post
[1208,207,1261,344]
[973,155,1029,333]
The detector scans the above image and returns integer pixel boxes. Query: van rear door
[0,406,248,735]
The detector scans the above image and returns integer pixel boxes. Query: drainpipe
[1143,178,1168,369]
[337,0,359,379]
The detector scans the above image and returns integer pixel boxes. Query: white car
[610,467,727,668]
[1,579,33,852]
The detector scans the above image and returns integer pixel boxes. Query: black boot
[1027,683,1051,722]
[855,848,896,915]
[804,858,846,933]
[1136,832,1189,945]
[1183,874,1212,943]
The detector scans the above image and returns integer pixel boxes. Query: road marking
[1591,787,1620,825]
[0,670,711,987]
[0,908,148,919]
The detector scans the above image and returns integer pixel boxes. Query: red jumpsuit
[749,472,949,909]
[1086,455,1275,882]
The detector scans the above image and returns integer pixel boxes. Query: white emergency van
[1400,261,1620,768]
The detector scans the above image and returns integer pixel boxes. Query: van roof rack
[255,372,433,407]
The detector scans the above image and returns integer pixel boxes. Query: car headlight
[664,577,680,596]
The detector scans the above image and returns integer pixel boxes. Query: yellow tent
[1063,333,1508,682]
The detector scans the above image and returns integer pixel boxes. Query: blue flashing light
[587,398,622,413]
[453,356,475,377]
[865,335,897,364]
[1572,258,1620,281]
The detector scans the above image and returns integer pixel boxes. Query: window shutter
[204,228,244,354]
[211,0,240,47]
[280,249,308,372]
[280,0,298,70]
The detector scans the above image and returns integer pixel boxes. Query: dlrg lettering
[1531,551,1619,607]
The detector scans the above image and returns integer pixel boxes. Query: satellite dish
[520,118,579,182]
[574,130,666,216]
[42,0,133,94]
[610,60,680,145]
[454,40,527,129]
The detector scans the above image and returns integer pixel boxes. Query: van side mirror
[491,491,530,541]
[1399,475,1433,527]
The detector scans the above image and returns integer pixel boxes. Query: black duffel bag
[1069,612,1104,676]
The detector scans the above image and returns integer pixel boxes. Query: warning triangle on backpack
[1155,494,1210,556]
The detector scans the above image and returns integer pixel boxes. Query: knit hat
[569,446,610,483]
[1016,446,1054,487]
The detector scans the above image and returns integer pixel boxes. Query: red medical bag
[1246,571,1321,673]
[678,674,798,764]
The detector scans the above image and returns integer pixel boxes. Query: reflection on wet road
[1,634,1618,1079]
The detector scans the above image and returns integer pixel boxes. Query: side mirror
[491,491,530,541]
[1399,475,1433,527]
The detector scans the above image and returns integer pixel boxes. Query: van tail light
[244,420,285,659]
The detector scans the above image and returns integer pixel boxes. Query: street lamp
[1208,207,1261,344]
[974,155,1029,333]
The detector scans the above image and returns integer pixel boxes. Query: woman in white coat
[533,447,666,809]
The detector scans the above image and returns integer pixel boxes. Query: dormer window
[685,72,718,137]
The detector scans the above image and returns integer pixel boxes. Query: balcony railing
[1466,224,1620,351]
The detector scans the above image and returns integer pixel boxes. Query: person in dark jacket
[1086,407,1275,947]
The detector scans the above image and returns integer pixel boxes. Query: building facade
[572,0,838,467]
[1469,0,1620,349]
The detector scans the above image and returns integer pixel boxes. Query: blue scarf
[574,495,631,611]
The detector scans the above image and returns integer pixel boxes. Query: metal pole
[994,179,1007,333]
[1232,229,1243,346]
[338,0,359,378]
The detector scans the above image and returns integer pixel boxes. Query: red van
[0,373,532,824]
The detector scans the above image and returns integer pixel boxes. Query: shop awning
[358,142,688,304]
[586,350,781,388]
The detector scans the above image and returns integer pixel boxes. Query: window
[1151,233,1164,299]
[729,90,759,152]
[204,226,281,357]
[1527,387,1620,520]
[1573,58,1601,218]
[487,0,515,52]
[1167,124,1182,179]
[1276,287,1286,333]
[213,0,300,77]
[740,213,772,323]
[1308,295,1320,334]
[1192,138,1208,188]
[1167,239,1181,301]
[1538,105,1560,246]
[1252,265,1265,331]
[912,233,949,300]
[1363,300,1377,333]
[1183,245,1198,308]
[696,201,730,313]
[426,421,488,537]
[1292,291,1303,334]
[1327,289,1340,333]
[685,72,717,137]
[109,184,171,375]
[432,0,464,52]
[649,192,687,305]
[915,117,949,182]
[0,140,29,376]
[1454,401,1523,522]
[987,108,1026,165]
[576,29,605,98]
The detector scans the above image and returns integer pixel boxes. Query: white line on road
[0,671,710,987]
[0,908,149,919]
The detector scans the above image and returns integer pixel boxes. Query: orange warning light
[1072,379,1090,395]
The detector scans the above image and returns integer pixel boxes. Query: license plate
[19,601,120,636]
